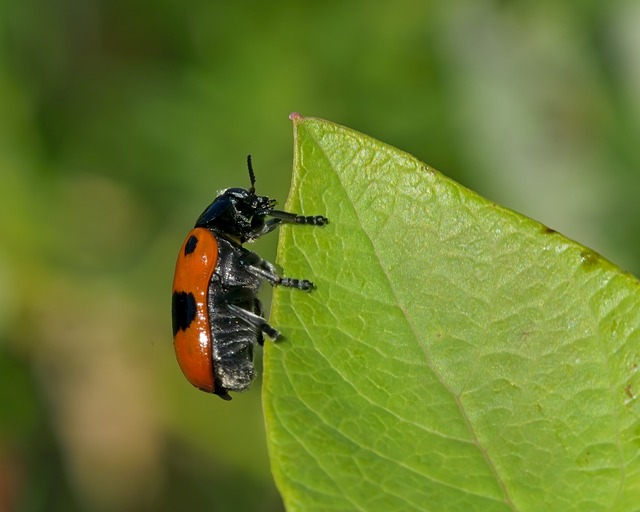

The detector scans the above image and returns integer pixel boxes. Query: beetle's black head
[195,156,276,242]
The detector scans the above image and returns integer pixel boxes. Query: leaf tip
[289,112,304,122]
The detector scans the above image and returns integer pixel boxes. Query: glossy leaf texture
[264,115,640,512]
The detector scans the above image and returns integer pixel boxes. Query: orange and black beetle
[171,156,328,400]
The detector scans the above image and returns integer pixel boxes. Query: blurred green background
[1,1,639,510]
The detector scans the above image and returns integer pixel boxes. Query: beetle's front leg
[247,210,329,240]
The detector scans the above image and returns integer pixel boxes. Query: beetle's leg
[226,304,279,341]
[269,210,329,226]
[245,218,282,239]
[223,288,279,341]
[248,211,329,239]
[239,251,315,291]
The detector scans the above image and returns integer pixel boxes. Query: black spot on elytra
[172,291,197,336]
[184,234,198,255]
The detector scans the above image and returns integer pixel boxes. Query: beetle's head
[195,156,276,242]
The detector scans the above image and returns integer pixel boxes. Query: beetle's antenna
[247,155,256,195]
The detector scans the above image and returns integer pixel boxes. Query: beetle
[171,156,328,399]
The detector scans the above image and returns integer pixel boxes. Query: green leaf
[263,115,640,511]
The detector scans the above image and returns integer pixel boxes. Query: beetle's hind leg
[223,288,280,341]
